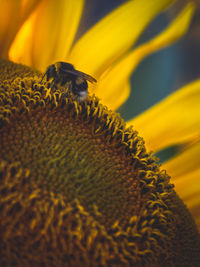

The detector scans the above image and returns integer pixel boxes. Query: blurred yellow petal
[100,81,131,111]
[173,168,200,207]
[0,0,39,58]
[69,0,173,78]
[18,0,41,22]
[9,0,84,71]
[96,3,194,111]
[0,0,20,58]
[172,169,200,229]
[163,140,200,179]
[163,140,200,229]
[127,80,200,152]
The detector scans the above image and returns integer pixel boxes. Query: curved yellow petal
[69,0,173,78]
[98,81,131,111]
[162,140,200,229]
[19,0,41,22]
[96,3,194,108]
[173,168,200,207]
[0,0,39,58]
[0,0,20,58]
[127,80,200,152]
[9,0,84,71]
[163,140,200,179]
[172,168,200,230]
[96,3,194,110]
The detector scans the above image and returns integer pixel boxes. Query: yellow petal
[87,2,196,131]
[0,0,39,58]
[162,140,200,229]
[172,168,200,230]
[68,0,173,78]
[163,140,200,179]
[96,3,194,111]
[127,80,200,152]
[98,81,131,111]
[9,0,84,71]
[174,168,200,207]
[18,0,41,21]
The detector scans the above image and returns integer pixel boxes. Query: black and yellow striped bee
[42,62,97,100]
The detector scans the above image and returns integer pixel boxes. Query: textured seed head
[0,59,199,266]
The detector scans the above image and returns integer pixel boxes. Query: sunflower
[0,0,200,266]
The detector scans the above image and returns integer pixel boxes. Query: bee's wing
[76,71,97,84]
[62,69,97,84]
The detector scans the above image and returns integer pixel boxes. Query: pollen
[0,59,200,266]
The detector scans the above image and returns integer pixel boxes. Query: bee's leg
[62,82,72,99]
[52,83,57,91]
[40,73,46,83]
[68,82,72,92]
[40,69,51,83]
[46,79,56,90]
[61,83,71,99]
[51,81,58,91]
[64,82,72,98]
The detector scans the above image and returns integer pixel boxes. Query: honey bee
[41,62,97,100]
